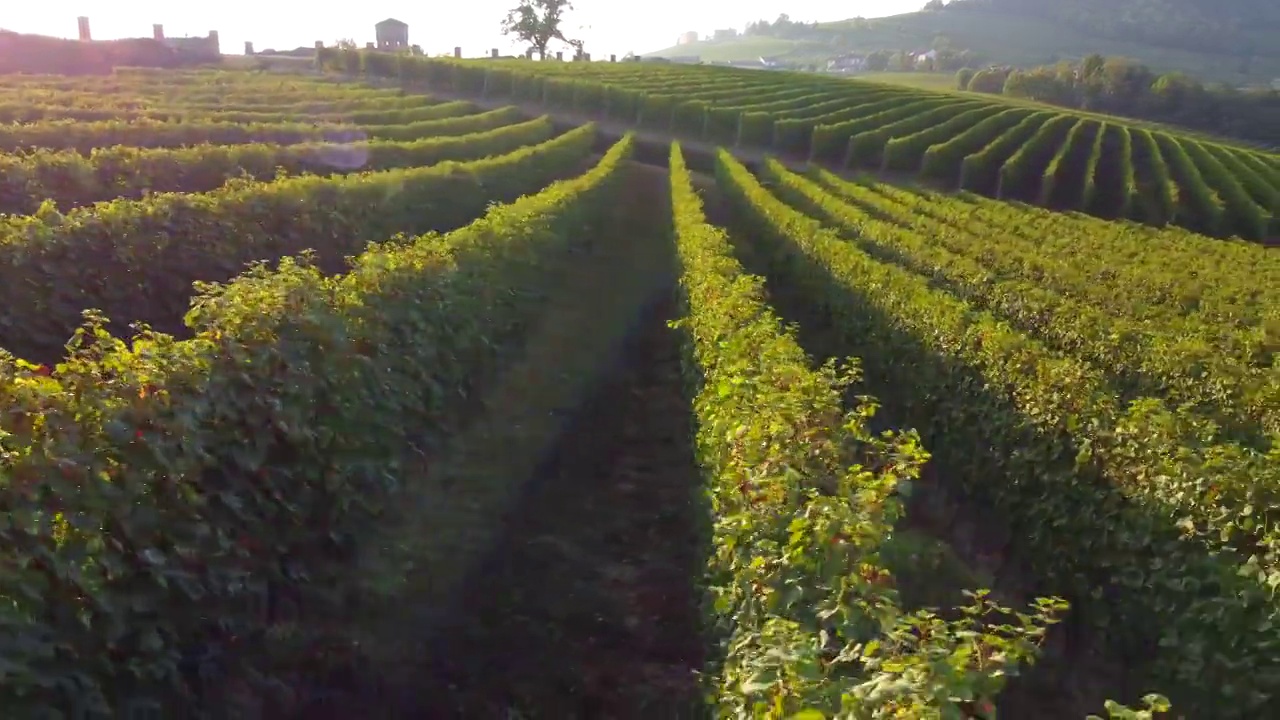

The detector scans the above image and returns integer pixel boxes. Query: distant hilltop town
[75,16,221,60]
[1,14,637,73]
[0,17,219,74]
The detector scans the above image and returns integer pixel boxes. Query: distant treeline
[0,31,215,75]
[959,55,1280,149]
[964,0,1280,60]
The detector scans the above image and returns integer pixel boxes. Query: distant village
[58,14,955,73]
[62,15,634,64]
[71,16,222,59]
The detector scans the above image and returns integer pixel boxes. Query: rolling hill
[647,0,1280,86]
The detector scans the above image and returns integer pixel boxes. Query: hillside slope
[980,0,1280,56]
[648,1,1280,86]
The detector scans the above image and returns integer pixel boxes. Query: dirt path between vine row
[392,167,707,718]
[280,164,709,719]
[408,293,707,718]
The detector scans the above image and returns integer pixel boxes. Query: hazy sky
[4,1,925,56]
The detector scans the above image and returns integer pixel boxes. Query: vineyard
[322,51,1280,243]
[1,60,1276,720]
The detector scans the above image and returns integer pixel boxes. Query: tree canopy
[961,53,1280,148]
[501,0,578,60]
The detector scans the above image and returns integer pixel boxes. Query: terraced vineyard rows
[1,62,1251,720]
[0,68,676,718]
[330,52,1280,243]
[710,148,1280,718]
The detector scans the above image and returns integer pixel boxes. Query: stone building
[376,18,408,51]
[159,30,220,61]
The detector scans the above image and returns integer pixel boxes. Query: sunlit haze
[5,1,926,57]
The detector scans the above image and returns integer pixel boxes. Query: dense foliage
[0,122,595,363]
[0,62,1253,719]
[327,52,1279,242]
[0,115,555,214]
[671,142,1066,718]
[716,147,1274,716]
[0,67,638,715]
[0,105,525,154]
[970,54,1280,149]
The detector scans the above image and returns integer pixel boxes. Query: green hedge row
[322,52,1280,241]
[195,99,457,126]
[1037,119,1102,209]
[720,89,850,115]
[0,95,446,125]
[919,108,1038,185]
[772,95,910,156]
[1128,128,1179,225]
[0,131,637,718]
[1181,139,1270,239]
[672,99,709,137]
[0,105,521,154]
[1153,132,1226,235]
[166,94,434,115]
[748,97,867,149]
[1081,122,1107,211]
[736,110,775,147]
[762,162,1276,716]
[380,56,942,162]
[638,93,679,129]
[360,105,524,141]
[769,94,879,122]
[0,123,596,364]
[1110,125,1142,220]
[704,106,743,145]
[677,143,1063,718]
[957,113,1054,195]
[0,84,406,106]
[1206,145,1280,230]
[0,71,365,93]
[1230,148,1280,190]
[757,159,1251,716]
[670,84,891,148]
[735,86,851,108]
[809,168,1277,440]
[874,104,1003,172]
[0,116,556,215]
[1081,123,1117,216]
[810,98,954,166]
[629,79,776,100]
[569,80,607,114]
[994,114,1076,202]
[847,101,988,169]
[164,87,405,104]
[703,88,876,147]
[540,75,577,107]
[0,89,409,114]
[556,77,597,109]
[603,84,644,122]
[401,57,772,105]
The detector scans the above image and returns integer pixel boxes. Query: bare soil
[408,294,707,719]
